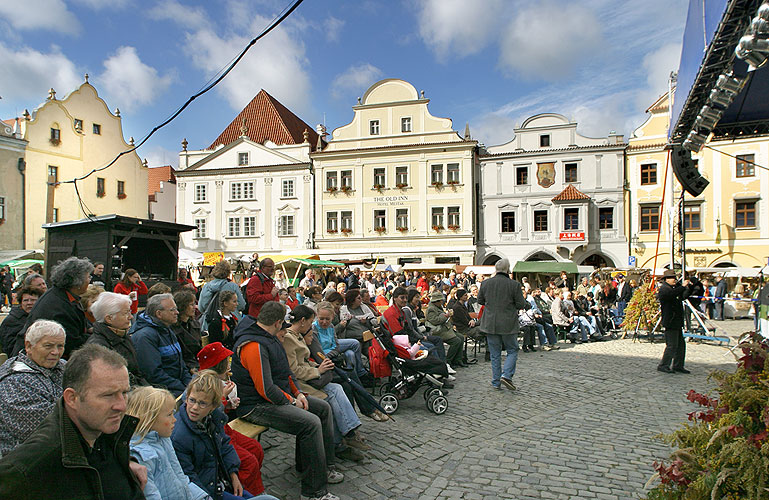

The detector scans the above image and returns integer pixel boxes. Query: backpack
[368,340,392,378]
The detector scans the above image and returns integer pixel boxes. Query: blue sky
[0,0,689,169]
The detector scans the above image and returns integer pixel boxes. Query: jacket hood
[232,314,270,343]
[130,311,167,333]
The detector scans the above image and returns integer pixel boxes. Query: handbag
[305,369,333,390]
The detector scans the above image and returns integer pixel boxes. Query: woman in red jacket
[113,268,148,314]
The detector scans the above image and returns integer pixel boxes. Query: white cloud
[414,0,504,60]
[0,0,80,34]
[97,46,173,111]
[498,2,603,80]
[638,42,682,108]
[0,43,81,105]
[184,16,311,114]
[72,0,131,9]
[148,0,207,29]
[331,63,383,99]
[324,16,344,43]
[142,145,179,168]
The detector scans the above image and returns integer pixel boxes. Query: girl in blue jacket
[126,386,211,500]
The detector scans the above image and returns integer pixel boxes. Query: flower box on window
[448,224,460,231]
[340,228,352,234]
[327,186,338,193]
[49,138,61,146]
[396,226,408,232]
[373,184,385,191]
[0,219,4,226]
[431,181,443,188]
[447,180,459,186]
[340,185,352,193]
[97,191,106,198]
[396,183,408,189]
[374,226,387,234]
[432,225,444,232]
[117,193,127,200]
[327,229,338,234]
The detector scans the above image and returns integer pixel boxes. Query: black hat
[456,289,467,300]
[662,269,678,279]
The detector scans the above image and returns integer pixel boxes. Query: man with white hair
[0,319,66,455]
[477,258,528,390]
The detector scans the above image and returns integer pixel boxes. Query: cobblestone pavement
[259,320,751,500]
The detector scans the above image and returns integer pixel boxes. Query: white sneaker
[327,467,344,484]
[446,374,456,382]
[301,493,341,500]
[446,364,457,375]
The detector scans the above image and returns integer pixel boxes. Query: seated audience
[206,289,240,350]
[451,289,481,339]
[338,289,377,343]
[314,301,369,382]
[131,293,191,396]
[199,260,245,332]
[425,290,465,369]
[87,292,148,387]
[113,268,149,315]
[0,344,146,499]
[79,284,105,325]
[172,289,203,372]
[303,286,323,312]
[0,319,66,456]
[0,286,41,356]
[178,268,197,292]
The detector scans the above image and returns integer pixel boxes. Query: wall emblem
[537,163,556,188]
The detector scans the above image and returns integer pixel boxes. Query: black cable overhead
[54,0,305,189]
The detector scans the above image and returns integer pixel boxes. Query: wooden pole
[45,174,55,223]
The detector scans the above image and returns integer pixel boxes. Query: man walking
[477,258,527,390]
[657,269,692,374]
[714,275,728,321]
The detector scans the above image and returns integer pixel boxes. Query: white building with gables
[477,113,628,268]
[175,90,320,259]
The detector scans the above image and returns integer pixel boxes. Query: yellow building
[627,92,769,269]
[310,79,476,265]
[18,77,148,248]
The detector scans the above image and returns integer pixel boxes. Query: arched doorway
[714,262,737,268]
[526,252,556,262]
[580,253,615,268]
[482,254,501,265]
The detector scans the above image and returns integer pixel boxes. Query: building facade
[175,90,318,259]
[478,113,627,267]
[17,77,148,248]
[0,119,27,250]
[627,93,769,269]
[148,165,177,223]
[310,79,476,265]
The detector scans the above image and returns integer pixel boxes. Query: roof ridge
[552,184,590,202]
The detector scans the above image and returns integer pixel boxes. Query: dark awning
[512,261,578,274]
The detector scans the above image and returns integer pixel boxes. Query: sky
[0,0,690,170]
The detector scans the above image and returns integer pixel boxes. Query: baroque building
[478,113,627,268]
[627,92,769,269]
[15,76,148,248]
[175,90,319,259]
[310,79,476,265]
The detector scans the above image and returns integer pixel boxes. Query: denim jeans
[569,319,589,341]
[336,338,366,377]
[534,322,557,346]
[616,300,627,319]
[242,396,335,497]
[324,382,361,445]
[223,492,279,500]
[486,333,519,388]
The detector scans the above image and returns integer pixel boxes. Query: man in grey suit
[477,258,528,390]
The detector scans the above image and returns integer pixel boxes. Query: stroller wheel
[379,393,399,414]
[424,388,443,401]
[379,382,394,397]
[426,394,448,415]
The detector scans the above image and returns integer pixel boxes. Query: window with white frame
[396,208,408,229]
[447,163,460,184]
[194,218,207,238]
[374,209,386,230]
[431,207,445,228]
[430,164,443,185]
[279,215,295,236]
[327,211,338,232]
[370,120,380,135]
[373,168,385,188]
[447,206,460,228]
[228,217,241,237]
[281,179,295,198]
[326,171,338,191]
[238,152,249,166]
[395,166,408,187]
[341,211,352,231]
[194,183,207,202]
[243,216,256,236]
[341,170,352,189]
[401,117,411,133]
[0,196,5,220]
[230,181,255,200]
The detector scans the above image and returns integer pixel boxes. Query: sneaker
[344,433,371,451]
[336,446,366,462]
[301,493,341,500]
[542,345,552,351]
[446,364,457,375]
[446,374,456,382]
[490,383,501,390]
[327,467,344,484]
[500,377,516,391]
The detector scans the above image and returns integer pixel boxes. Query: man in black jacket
[657,269,692,374]
[714,275,728,320]
[0,343,147,500]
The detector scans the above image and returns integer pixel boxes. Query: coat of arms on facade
[537,162,556,188]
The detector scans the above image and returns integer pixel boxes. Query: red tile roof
[552,184,590,202]
[208,90,319,149]
[147,165,176,197]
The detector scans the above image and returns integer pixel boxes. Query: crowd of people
[0,254,763,499]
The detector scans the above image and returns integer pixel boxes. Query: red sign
[559,231,585,241]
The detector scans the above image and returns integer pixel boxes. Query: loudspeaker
[671,145,709,197]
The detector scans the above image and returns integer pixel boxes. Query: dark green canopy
[512,261,578,274]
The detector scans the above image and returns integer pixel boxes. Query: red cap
[197,342,234,371]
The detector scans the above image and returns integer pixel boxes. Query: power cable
[703,144,769,172]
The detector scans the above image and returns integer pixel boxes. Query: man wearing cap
[657,269,692,374]
[425,290,465,369]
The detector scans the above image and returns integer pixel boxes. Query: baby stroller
[370,325,450,415]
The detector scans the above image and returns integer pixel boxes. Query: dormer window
[238,152,249,166]
[539,134,550,147]
[370,120,380,135]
